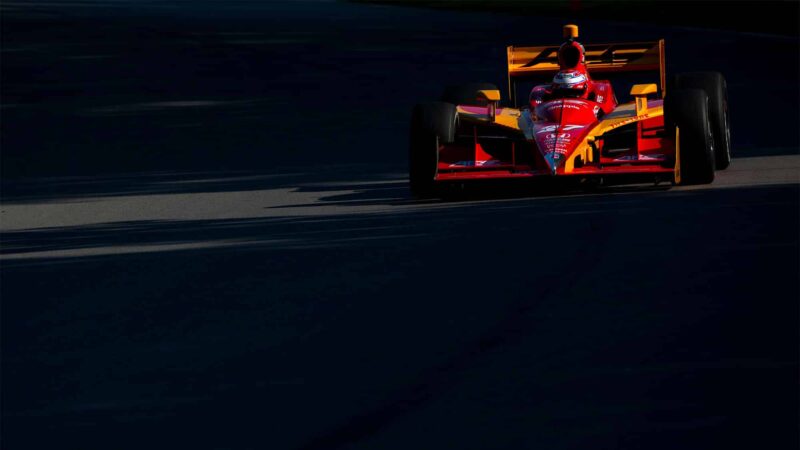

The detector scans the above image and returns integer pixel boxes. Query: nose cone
[543,151,563,175]
[533,99,597,175]
[535,129,571,175]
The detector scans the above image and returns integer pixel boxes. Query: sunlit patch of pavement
[2,153,798,261]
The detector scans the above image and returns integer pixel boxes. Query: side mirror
[630,84,657,116]
[477,89,501,121]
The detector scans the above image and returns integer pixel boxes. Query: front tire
[409,102,457,198]
[673,72,731,170]
[666,89,715,185]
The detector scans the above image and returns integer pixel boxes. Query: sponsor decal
[547,103,581,110]
[536,124,584,134]
[545,148,568,156]
[544,133,572,141]
[542,133,573,153]
[606,114,650,130]
[596,95,604,103]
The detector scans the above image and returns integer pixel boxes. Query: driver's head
[552,70,588,98]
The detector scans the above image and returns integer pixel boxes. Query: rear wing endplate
[506,40,665,104]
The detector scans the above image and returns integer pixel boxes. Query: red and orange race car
[409,24,731,197]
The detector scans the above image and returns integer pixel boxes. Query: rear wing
[506,40,665,105]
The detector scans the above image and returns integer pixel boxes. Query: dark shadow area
[351,0,800,36]
[2,1,798,181]
[728,146,800,158]
[0,164,407,204]
[2,183,798,449]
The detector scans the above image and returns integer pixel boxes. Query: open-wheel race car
[409,24,731,197]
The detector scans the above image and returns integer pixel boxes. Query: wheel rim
[707,107,715,158]
[708,127,715,161]
[723,102,731,160]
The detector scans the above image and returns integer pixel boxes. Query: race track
[2,1,798,449]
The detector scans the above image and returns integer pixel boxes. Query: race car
[409,24,731,197]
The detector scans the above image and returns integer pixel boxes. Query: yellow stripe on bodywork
[564,141,593,172]
[456,106,523,130]
[564,102,664,172]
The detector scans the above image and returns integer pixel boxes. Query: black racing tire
[440,82,499,106]
[409,102,457,198]
[673,72,731,170]
[665,89,715,185]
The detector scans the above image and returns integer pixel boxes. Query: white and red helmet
[552,70,588,97]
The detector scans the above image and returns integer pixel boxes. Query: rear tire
[665,89,715,185]
[409,102,457,198]
[673,72,731,170]
[440,83,499,106]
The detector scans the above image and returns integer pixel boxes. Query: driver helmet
[552,70,588,98]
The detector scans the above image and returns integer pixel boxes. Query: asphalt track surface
[1,1,799,449]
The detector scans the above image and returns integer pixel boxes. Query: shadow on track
[0,165,407,205]
[2,183,798,449]
[2,178,684,257]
